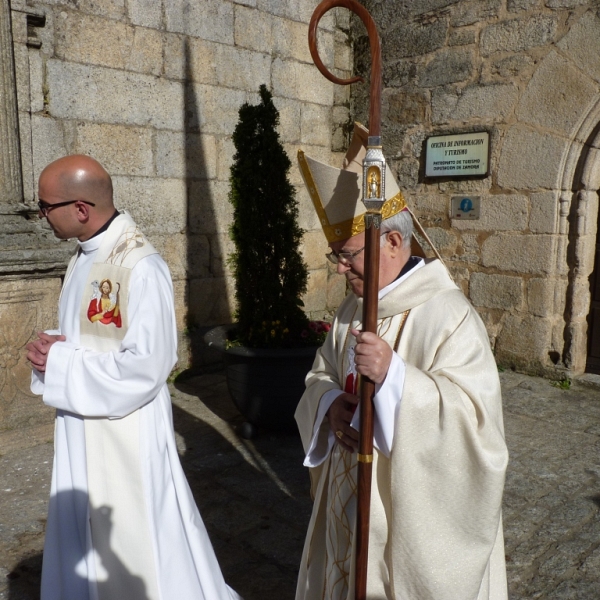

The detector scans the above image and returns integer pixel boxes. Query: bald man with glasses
[26,155,240,600]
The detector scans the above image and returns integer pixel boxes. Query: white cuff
[30,369,45,395]
[302,353,405,465]
[28,329,61,396]
[42,341,79,410]
[303,388,344,467]
[372,352,405,457]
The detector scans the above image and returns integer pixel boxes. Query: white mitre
[298,122,444,262]
[297,122,406,244]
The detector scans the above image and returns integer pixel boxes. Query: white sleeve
[303,352,406,464]
[42,255,178,418]
[29,329,61,395]
[303,388,344,467]
[31,370,45,395]
[372,352,406,457]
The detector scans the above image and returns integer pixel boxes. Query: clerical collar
[77,210,120,255]
[378,256,425,300]
[396,255,421,280]
[89,209,120,239]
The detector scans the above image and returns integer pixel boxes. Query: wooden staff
[308,3,383,599]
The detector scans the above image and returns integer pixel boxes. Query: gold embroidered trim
[298,150,407,243]
[393,310,411,352]
[342,305,359,373]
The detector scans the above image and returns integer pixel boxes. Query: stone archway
[587,202,600,374]
[563,123,600,374]
[496,10,600,375]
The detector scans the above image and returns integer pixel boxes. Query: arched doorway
[492,9,600,375]
[587,203,600,374]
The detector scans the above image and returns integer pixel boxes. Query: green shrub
[228,85,313,348]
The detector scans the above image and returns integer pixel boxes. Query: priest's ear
[384,230,405,256]
[74,200,92,223]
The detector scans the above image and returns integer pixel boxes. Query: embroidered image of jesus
[88,278,122,327]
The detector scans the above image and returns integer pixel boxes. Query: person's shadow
[172,371,313,600]
[8,490,148,600]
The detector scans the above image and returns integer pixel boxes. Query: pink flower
[309,320,331,333]
[313,320,331,333]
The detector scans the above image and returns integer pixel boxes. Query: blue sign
[451,195,480,220]
[459,198,473,213]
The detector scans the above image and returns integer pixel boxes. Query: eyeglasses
[326,231,389,266]
[326,245,365,266]
[38,199,96,217]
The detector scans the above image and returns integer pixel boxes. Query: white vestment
[295,259,509,600]
[32,214,241,600]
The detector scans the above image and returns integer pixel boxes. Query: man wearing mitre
[294,123,509,600]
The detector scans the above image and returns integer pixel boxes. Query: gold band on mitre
[298,122,408,243]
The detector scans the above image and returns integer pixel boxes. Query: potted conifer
[205,85,329,435]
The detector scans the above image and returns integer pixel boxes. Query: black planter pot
[204,325,318,434]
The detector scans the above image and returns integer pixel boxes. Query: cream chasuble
[32,213,241,600]
[323,307,409,600]
[295,259,508,600]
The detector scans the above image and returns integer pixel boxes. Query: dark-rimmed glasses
[38,199,96,217]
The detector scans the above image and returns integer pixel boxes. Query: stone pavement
[1,368,600,600]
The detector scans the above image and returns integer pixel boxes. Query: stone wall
[352,0,600,376]
[0,0,352,432]
[6,0,598,434]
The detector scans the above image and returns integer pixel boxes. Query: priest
[295,124,509,600]
[26,155,241,600]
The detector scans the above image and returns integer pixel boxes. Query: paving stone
[127,0,162,29]
[272,58,334,106]
[257,0,333,27]
[74,122,154,177]
[111,175,187,235]
[271,14,319,64]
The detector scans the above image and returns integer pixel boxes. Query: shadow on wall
[184,39,232,371]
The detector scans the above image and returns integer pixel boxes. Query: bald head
[38,155,117,241]
[40,155,113,210]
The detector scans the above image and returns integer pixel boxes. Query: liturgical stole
[65,213,161,600]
